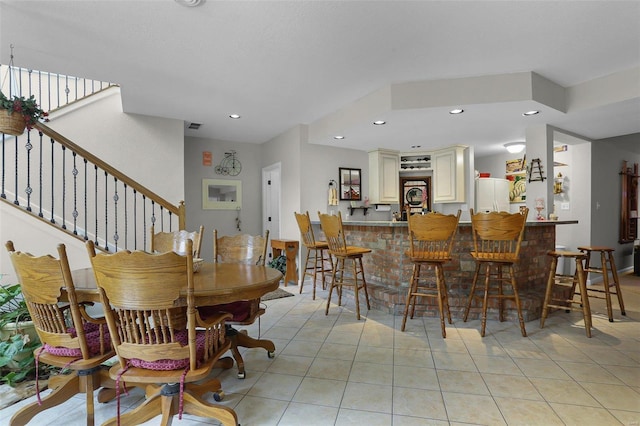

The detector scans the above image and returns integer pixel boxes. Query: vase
[0,109,26,136]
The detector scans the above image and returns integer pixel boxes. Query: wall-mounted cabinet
[400,153,431,172]
[432,145,466,203]
[368,149,399,204]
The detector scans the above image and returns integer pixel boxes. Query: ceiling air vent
[188,122,201,130]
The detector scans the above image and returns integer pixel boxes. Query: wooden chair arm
[195,311,233,329]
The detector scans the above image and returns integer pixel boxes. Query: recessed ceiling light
[522,110,539,116]
[449,108,464,114]
[229,114,241,119]
[334,135,345,140]
[373,120,386,125]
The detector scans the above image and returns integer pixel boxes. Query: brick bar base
[315,222,555,322]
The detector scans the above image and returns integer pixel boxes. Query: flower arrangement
[0,92,49,133]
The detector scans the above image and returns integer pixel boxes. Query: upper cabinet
[432,145,466,203]
[368,149,399,204]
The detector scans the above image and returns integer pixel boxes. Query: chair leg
[540,256,557,329]
[600,250,614,322]
[607,252,626,315]
[352,258,361,320]
[181,388,238,426]
[509,265,527,337]
[435,264,448,338]
[401,268,416,332]
[10,373,80,426]
[480,263,491,337]
[299,248,311,295]
[463,263,482,322]
[359,257,371,311]
[325,259,338,316]
[575,258,592,337]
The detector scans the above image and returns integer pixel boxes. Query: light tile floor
[2,274,639,425]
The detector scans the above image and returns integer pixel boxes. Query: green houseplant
[0,283,40,386]
[0,92,49,135]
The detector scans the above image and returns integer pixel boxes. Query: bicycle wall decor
[215,150,242,176]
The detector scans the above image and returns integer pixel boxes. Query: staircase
[1,64,185,253]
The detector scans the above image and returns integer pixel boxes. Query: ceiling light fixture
[174,0,205,7]
[449,108,464,114]
[229,114,241,119]
[522,110,539,116]
[373,120,386,125]
[334,135,345,140]
[504,142,526,154]
[411,145,422,149]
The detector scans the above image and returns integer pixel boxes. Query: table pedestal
[271,239,299,286]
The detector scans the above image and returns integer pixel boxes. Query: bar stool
[318,211,371,320]
[577,246,626,322]
[463,208,529,337]
[295,211,333,299]
[402,209,461,337]
[540,250,592,337]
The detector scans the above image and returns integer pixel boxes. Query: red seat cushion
[128,329,208,371]
[44,322,111,357]
[198,301,252,322]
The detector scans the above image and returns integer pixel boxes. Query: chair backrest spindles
[213,230,269,265]
[470,208,529,260]
[317,212,348,256]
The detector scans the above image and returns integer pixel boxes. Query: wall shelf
[349,206,369,216]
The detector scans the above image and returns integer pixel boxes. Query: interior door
[262,163,281,261]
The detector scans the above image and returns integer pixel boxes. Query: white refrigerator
[475,178,510,213]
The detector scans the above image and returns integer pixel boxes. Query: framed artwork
[339,168,361,200]
[202,178,242,210]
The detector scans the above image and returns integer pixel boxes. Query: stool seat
[577,246,626,322]
[541,250,592,337]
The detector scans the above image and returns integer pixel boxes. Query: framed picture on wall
[339,168,361,201]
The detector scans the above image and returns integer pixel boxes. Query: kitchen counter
[311,219,578,321]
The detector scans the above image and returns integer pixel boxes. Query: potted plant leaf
[0,283,40,386]
[0,92,49,136]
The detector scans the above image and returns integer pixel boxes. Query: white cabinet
[432,146,466,203]
[368,149,399,204]
[475,178,510,212]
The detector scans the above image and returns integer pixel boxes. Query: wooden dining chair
[295,211,333,299]
[151,224,204,258]
[5,241,117,426]
[86,240,238,426]
[318,211,371,320]
[198,230,274,379]
[462,208,529,337]
[403,209,461,337]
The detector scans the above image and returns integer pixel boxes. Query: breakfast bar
[313,219,578,321]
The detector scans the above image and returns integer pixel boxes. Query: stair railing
[1,122,184,252]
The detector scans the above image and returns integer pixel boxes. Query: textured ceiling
[1,0,639,156]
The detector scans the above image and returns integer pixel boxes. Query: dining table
[70,261,283,369]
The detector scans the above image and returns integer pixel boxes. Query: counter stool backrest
[470,208,528,260]
[295,211,319,248]
[151,225,204,258]
[214,230,269,265]
[407,210,461,261]
[317,212,348,256]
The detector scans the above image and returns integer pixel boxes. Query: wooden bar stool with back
[463,208,529,337]
[402,209,461,337]
[318,211,371,320]
[295,211,333,299]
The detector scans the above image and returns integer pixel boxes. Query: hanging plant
[0,92,49,136]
